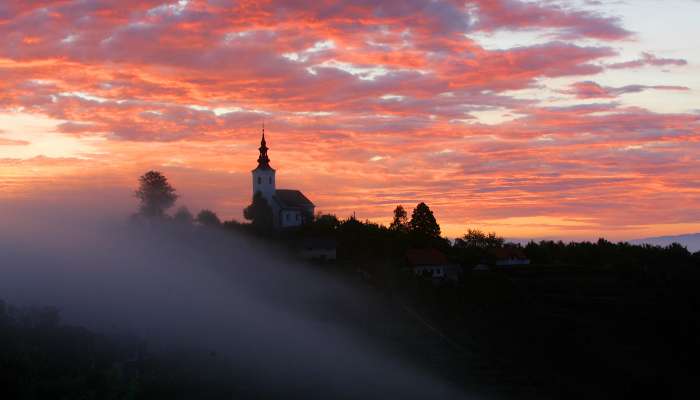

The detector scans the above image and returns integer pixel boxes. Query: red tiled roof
[491,247,527,260]
[406,248,449,266]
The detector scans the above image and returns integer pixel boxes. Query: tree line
[132,170,700,272]
[133,170,221,227]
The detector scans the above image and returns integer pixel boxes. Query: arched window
[257,177,261,184]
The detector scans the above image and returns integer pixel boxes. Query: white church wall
[252,170,276,204]
[280,210,303,228]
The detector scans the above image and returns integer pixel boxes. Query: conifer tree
[409,202,441,238]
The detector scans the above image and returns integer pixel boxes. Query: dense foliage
[196,209,222,227]
[389,205,408,232]
[243,191,273,232]
[134,171,178,218]
[173,206,194,225]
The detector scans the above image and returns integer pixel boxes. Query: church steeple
[248,124,314,230]
[257,124,271,170]
[252,125,276,203]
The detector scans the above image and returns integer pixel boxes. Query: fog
[0,195,472,399]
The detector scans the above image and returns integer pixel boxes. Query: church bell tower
[251,126,276,204]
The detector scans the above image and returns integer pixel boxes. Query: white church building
[251,129,315,229]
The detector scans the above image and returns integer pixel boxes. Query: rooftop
[275,189,315,208]
[406,248,449,266]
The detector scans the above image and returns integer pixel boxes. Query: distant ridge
[504,234,700,253]
[631,233,700,252]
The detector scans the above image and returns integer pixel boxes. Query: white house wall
[280,210,303,227]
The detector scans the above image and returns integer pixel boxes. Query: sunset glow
[1,0,699,239]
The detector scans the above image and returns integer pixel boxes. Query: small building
[299,238,337,261]
[406,248,461,282]
[472,264,491,272]
[251,128,315,230]
[273,190,315,229]
[492,247,531,267]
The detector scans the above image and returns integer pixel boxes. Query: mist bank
[0,203,471,399]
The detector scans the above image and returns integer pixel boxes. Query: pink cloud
[609,52,688,69]
[470,0,632,40]
[0,0,697,239]
[564,81,690,99]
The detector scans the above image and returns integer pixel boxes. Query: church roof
[253,164,275,172]
[275,189,315,209]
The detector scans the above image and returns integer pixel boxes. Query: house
[472,264,491,272]
[251,128,315,230]
[299,237,337,261]
[492,247,531,267]
[406,248,461,282]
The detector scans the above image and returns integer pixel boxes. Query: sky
[0,0,699,240]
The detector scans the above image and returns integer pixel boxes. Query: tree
[455,229,504,249]
[409,202,441,238]
[243,191,273,231]
[134,170,178,217]
[196,209,221,227]
[309,213,341,234]
[389,205,408,232]
[173,206,194,225]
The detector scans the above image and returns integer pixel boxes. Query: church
[251,128,315,229]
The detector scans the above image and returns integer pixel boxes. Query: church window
[257,177,261,184]
[269,177,272,184]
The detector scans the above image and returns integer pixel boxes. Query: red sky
[1,0,699,240]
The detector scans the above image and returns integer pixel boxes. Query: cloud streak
[0,199,471,398]
[563,81,690,99]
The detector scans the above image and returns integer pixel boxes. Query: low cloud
[0,195,470,398]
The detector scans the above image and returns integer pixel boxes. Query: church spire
[257,124,271,169]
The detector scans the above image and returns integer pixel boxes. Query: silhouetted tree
[173,206,194,225]
[243,191,273,231]
[134,170,178,217]
[389,205,409,232]
[306,213,340,235]
[454,229,504,249]
[196,209,221,227]
[409,202,441,238]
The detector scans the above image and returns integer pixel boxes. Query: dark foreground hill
[3,221,700,399]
